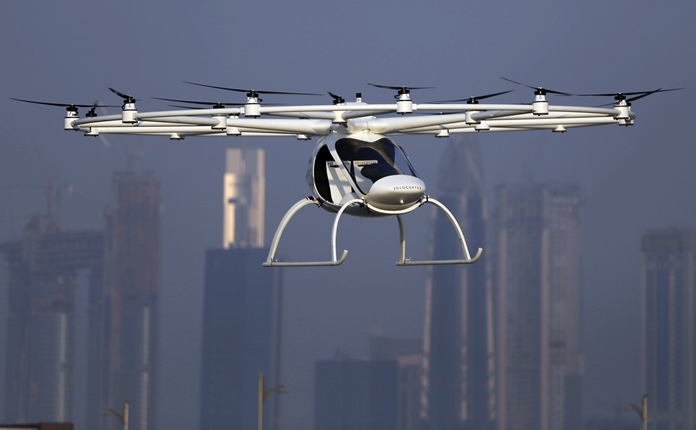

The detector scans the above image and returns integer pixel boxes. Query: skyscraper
[2,215,103,423]
[369,335,423,430]
[492,183,584,430]
[641,228,696,430]
[223,147,265,249]
[97,172,161,430]
[199,148,284,430]
[315,355,399,430]
[2,170,161,430]
[421,137,494,430]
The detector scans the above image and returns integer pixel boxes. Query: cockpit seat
[355,147,399,182]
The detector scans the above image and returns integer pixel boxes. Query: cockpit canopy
[310,136,419,206]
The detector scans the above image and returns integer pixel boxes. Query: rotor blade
[500,77,574,96]
[627,87,683,102]
[108,87,136,101]
[10,98,119,108]
[432,89,514,103]
[11,98,83,108]
[152,97,244,106]
[183,81,322,96]
[499,77,532,88]
[251,89,323,96]
[367,83,435,91]
[184,81,247,92]
[625,89,662,102]
[576,87,683,98]
[168,104,207,110]
[327,92,345,103]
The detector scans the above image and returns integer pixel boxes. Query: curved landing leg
[263,197,361,267]
[396,197,483,266]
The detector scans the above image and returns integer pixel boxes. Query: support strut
[396,197,483,266]
[263,196,482,267]
[263,197,359,267]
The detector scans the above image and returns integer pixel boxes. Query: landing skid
[396,197,483,266]
[263,196,482,267]
[263,197,352,267]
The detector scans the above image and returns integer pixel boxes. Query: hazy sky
[1,1,694,430]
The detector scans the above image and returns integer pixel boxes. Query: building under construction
[2,171,161,430]
[94,171,161,430]
[1,215,103,423]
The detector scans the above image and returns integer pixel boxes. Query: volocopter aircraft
[12,79,678,267]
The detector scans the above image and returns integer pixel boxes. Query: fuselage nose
[365,175,426,212]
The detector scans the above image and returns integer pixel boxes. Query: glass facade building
[492,183,584,430]
[641,229,696,430]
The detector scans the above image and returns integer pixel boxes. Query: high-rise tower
[315,356,399,430]
[223,147,265,249]
[641,228,696,430]
[199,147,283,430]
[2,216,103,423]
[98,172,161,430]
[369,336,423,430]
[421,137,494,430]
[492,183,584,430]
[2,171,161,430]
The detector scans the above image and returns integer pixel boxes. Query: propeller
[431,90,514,104]
[167,104,208,110]
[10,98,119,115]
[152,97,244,108]
[500,77,575,96]
[108,88,137,103]
[367,83,435,97]
[328,92,345,105]
[576,87,683,104]
[183,81,322,101]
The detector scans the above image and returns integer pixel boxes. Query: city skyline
[1,171,161,430]
[1,3,694,430]
[0,151,691,430]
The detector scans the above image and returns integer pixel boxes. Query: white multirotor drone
[13,79,678,267]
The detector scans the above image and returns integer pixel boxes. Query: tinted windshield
[335,137,418,194]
